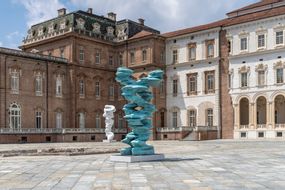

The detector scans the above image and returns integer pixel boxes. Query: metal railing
[275,124,285,128]
[240,125,249,129]
[257,124,266,129]
[0,127,127,134]
[156,126,218,132]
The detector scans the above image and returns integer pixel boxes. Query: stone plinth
[103,139,117,143]
[110,154,165,163]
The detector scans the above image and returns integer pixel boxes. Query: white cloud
[69,0,258,33]
[0,41,3,47]
[17,0,65,27]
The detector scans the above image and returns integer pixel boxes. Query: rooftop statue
[115,67,163,155]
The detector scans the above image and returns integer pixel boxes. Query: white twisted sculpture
[103,105,116,142]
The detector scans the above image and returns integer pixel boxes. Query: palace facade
[0,0,285,143]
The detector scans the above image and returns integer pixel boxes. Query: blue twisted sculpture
[116,67,163,156]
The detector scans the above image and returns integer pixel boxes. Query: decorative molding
[273,61,285,69]
[76,18,85,30]
[255,63,268,71]
[92,22,101,34]
[238,65,250,73]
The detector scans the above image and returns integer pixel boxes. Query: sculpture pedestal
[110,154,165,163]
[103,139,117,143]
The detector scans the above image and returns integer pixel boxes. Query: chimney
[87,8,93,14]
[107,12,116,21]
[138,18,145,25]
[58,8,66,16]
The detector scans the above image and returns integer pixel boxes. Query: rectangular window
[118,114,123,128]
[240,38,247,51]
[109,83,114,98]
[172,50,178,63]
[35,111,42,129]
[56,77,62,97]
[173,79,178,96]
[189,47,196,60]
[95,113,101,128]
[189,110,196,127]
[60,47,65,58]
[35,75,43,96]
[276,68,284,83]
[95,81,100,97]
[119,54,123,66]
[79,80,85,97]
[56,112,62,129]
[79,46,84,63]
[79,113,85,129]
[188,73,197,95]
[228,74,232,89]
[258,70,265,86]
[95,51,101,64]
[109,55,113,66]
[276,31,283,45]
[172,112,177,128]
[207,109,213,127]
[142,49,147,62]
[241,73,248,87]
[11,72,19,94]
[160,51,164,63]
[207,44,214,57]
[205,71,215,94]
[258,34,265,48]
[160,80,165,94]
[130,52,135,64]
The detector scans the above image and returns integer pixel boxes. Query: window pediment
[255,63,268,71]
[238,65,250,73]
[239,30,249,37]
[256,26,267,34]
[274,61,285,69]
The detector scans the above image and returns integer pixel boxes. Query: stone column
[267,101,273,128]
[234,104,239,130]
[249,102,255,129]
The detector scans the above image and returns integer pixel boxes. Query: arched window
[56,112,62,128]
[9,103,21,129]
[79,112,85,129]
[95,113,101,128]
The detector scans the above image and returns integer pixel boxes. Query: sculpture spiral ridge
[116,67,163,155]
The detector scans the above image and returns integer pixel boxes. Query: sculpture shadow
[153,157,201,162]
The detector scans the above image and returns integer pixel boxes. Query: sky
[0,0,258,49]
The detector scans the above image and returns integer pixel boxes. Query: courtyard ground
[0,140,284,190]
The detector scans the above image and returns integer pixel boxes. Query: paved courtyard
[0,140,284,190]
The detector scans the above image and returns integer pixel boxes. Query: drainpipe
[218,27,223,139]
[4,55,7,128]
[46,61,49,129]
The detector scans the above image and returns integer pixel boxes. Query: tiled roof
[162,1,285,38]
[128,30,154,40]
[162,19,226,38]
[0,47,68,63]
[227,0,282,15]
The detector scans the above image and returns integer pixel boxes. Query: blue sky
[0,0,258,49]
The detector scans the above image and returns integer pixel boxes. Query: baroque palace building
[0,0,285,143]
